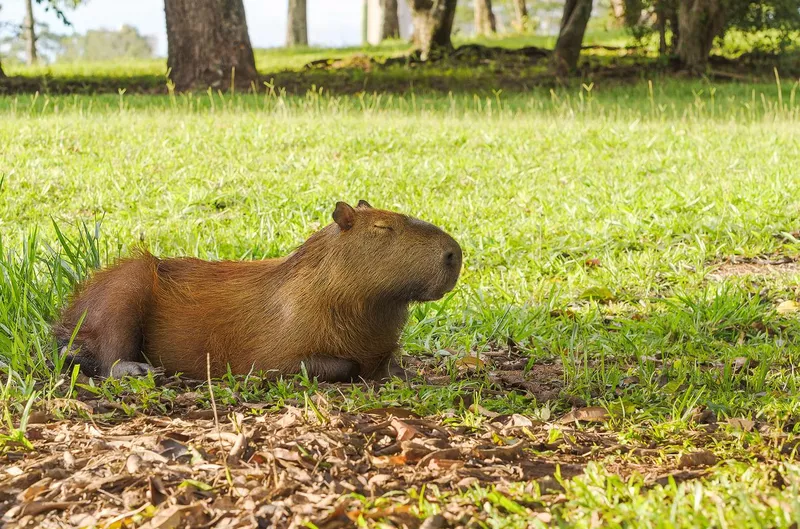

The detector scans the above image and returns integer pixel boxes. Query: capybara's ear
[333,202,355,230]
[357,200,372,209]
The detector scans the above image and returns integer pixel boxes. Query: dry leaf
[559,406,610,424]
[474,441,526,461]
[776,300,799,315]
[363,407,420,419]
[469,403,499,419]
[126,454,142,473]
[678,450,717,468]
[14,501,79,518]
[5,466,23,477]
[454,355,487,371]
[727,418,755,432]
[420,514,447,529]
[390,418,420,442]
[508,414,535,428]
[141,503,204,529]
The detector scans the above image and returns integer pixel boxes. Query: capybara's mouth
[415,271,460,302]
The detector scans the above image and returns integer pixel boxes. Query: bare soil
[709,254,800,279]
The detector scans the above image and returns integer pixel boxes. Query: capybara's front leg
[299,355,361,382]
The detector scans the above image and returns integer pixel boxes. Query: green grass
[2,53,800,527]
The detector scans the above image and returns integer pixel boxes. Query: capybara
[54,201,462,382]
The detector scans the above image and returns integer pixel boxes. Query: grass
[2,41,800,526]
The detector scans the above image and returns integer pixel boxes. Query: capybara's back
[55,201,462,381]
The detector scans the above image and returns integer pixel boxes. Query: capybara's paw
[109,361,154,378]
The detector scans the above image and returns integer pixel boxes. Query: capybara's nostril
[444,244,462,270]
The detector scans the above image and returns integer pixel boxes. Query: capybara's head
[310,200,462,302]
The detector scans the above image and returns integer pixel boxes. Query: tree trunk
[511,0,528,31]
[381,0,401,39]
[164,0,257,91]
[0,59,5,78]
[24,0,38,65]
[474,0,496,36]
[609,0,624,25]
[675,0,725,74]
[656,4,667,55]
[408,0,458,60]
[669,7,680,52]
[286,0,308,47]
[553,0,593,74]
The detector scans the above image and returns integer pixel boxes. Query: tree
[553,0,593,74]
[622,0,800,73]
[1,21,65,64]
[286,0,308,47]
[474,0,496,36]
[59,25,154,61]
[511,0,528,32]
[408,0,458,60]
[164,0,257,91]
[380,0,401,39]
[674,0,725,74]
[24,0,37,65]
[0,0,80,75]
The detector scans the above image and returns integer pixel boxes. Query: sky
[0,0,364,56]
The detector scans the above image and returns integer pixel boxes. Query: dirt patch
[709,255,800,279]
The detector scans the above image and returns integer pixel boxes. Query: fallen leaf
[14,501,80,518]
[5,466,23,477]
[417,448,461,467]
[727,418,755,432]
[390,418,421,442]
[579,286,615,302]
[558,406,610,424]
[363,407,420,419]
[26,411,51,425]
[731,357,757,373]
[420,514,447,529]
[140,503,205,529]
[508,414,535,428]
[474,441,526,461]
[469,403,499,419]
[690,408,716,424]
[371,454,408,467]
[126,454,142,473]
[454,355,487,371]
[678,450,717,468]
[776,300,799,315]
[584,258,602,268]
[148,476,168,506]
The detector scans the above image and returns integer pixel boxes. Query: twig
[207,352,233,488]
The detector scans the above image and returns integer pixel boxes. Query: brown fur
[53,201,462,381]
